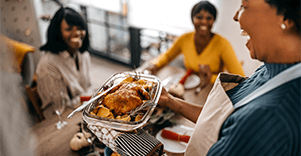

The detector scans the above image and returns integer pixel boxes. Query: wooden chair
[25,83,45,122]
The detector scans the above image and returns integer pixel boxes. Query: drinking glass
[51,92,68,129]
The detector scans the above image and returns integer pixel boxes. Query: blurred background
[0,0,264,155]
[1,0,262,78]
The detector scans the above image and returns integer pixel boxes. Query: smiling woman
[36,7,92,114]
[233,0,300,63]
[155,0,300,155]
[60,19,87,55]
[145,1,245,89]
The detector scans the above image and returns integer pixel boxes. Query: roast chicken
[90,77,156,121]
[102,79,152,115]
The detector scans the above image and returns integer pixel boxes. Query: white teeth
[241,30,250,40]
[240,29,248,36]
[70,38,81,42]
[200,26,207,30]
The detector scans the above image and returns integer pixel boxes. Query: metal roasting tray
[82,71,162,132]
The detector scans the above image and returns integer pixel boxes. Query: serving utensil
[161,76,174,92]
[67,80,123,119]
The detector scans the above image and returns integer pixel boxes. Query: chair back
[25,84,45,122]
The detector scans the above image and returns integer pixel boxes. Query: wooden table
[31,107,83,156]
[155,66,212,105]
[31,65,213,156]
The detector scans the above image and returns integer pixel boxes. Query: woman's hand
[158,86,203,123]
[143,63,159,75]
[198,64,212,89]
[157,87,173,108]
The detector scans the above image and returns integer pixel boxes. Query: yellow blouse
[151,32,245,83]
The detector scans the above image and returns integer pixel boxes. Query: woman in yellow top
[149,1,245,88]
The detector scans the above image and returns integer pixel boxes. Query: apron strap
[234,63,301,109]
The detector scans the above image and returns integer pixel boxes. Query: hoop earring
[280,23,286,30]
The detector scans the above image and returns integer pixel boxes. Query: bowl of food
[82,71,162,132]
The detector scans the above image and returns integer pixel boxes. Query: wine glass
[69,95,80,109]
[50,91,68,129]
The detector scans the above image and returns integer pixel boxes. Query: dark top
[207,63,301,156]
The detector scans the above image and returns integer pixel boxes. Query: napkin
[161,129,190,143]
[115,129,163,156]
[179,69,194,85]
[80,96,91,103]
[87,125,163,156]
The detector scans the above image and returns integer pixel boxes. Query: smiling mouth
[70,37,82,42]
[241,29,254,52]
[199,26,207,31]
[241,29,250,38]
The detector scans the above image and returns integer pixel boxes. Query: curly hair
[40,7,90,54]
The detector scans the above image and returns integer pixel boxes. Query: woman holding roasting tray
[157,0,300,155]
[147,1,245,89]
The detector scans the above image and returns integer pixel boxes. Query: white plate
[170,73,200,89]
[184,74,201,89]
[161,73,201,91]
[156,125,194,154]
